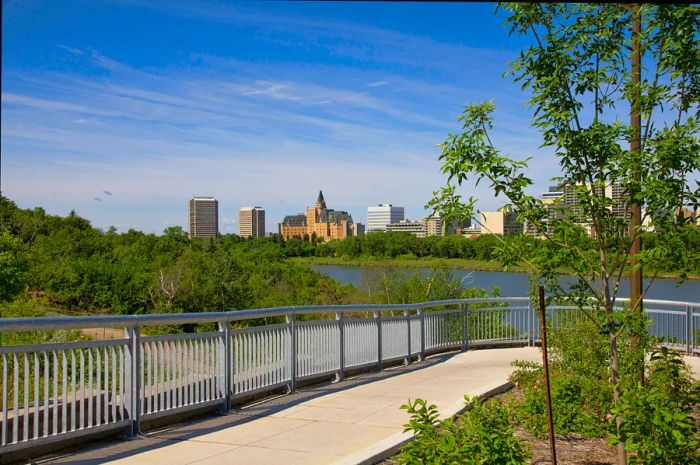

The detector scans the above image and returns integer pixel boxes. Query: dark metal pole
[539,286,557,465]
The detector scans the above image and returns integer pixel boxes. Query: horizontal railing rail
[0,296,697,458]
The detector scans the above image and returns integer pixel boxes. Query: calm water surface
[310,264,700,302]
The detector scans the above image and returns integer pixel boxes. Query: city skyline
[2,1,564,234]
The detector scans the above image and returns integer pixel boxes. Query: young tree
[428,4,699,464]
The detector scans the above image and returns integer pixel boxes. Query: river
[310,264,700,301]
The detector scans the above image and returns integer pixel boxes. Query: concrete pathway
[45,348,541,465]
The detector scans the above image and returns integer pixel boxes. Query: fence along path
[0,297,698,458]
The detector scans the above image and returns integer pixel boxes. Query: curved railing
[0,297,698,458]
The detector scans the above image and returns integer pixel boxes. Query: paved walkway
[45,348,541,465]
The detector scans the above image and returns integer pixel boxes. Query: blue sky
[2,0,558,234]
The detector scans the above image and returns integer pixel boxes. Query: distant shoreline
[292,256,700,281]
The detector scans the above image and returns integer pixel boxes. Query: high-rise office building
[239,207,265,238]
[188,197,218,239]
[367,204,404,232]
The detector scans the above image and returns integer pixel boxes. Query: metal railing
[0,297,697,456]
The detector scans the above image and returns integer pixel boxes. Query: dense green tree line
[0,196,352,314]
[0,197,504,317]
[1,196,697,317]
[280,228,700,276]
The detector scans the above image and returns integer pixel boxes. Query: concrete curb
[329,380,514,465]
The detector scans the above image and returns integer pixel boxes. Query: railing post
[405,309,411,365]
[692,306,698,354]
[418,308,425,361]
[461,303,469,352]
[375,309,382,372]
[218,321,231,413]
[686,305,693,354]
[124,326,140,437]
[336,311,345,382]
[287,311,297,393]
[529,301,534,346]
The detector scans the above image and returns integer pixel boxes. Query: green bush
[512,369,612,438]
[509,314,621,439]
[610,348,700,465]
[397,396,530,465]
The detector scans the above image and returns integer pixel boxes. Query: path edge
[329,380,514,465]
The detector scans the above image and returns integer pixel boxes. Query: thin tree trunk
[609,329,627,465]
[629,3,644,384]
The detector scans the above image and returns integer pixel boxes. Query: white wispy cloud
[2,3,556,233]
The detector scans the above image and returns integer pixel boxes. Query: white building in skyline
[367,204,404,232]
[385,219,427,237]
[239,206,265,239]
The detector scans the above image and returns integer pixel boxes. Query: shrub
[610,348,700,465]
[397,396,530,465]
[513,371,612,439]
[611,383,699,465]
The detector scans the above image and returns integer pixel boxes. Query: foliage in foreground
[509,316,699,464]
[397,396,529,465]
[611,347,700,465]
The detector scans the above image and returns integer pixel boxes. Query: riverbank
[292,256,699,281]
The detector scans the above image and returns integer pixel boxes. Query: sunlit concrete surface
[684,355,700,380]
[43,347,541,465]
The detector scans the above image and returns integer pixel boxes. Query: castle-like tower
[279,191,357,242]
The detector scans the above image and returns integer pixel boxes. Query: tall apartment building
[426,215,442,237]
[239,206,265,238]
[367,204,404,232]
[480,211,523,235]
[278,191,359,242]
[188,197,218,239]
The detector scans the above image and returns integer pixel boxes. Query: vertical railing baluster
[375,309,382,370]
[686,305,692,354]
[111,347,117,423]
[88,350,93,428]
[153,341,165,412]
[13,354,18,443]
[23,353,29,440]
[418,309,425,361]
[119,347,125,420]
[79,350,84,430]
[219,321,231,413]
[2,354,7,445]
[404,309,411,365]
[184,340,189,407]
[125,327,140,436]
[52,352,58,435]
[336,312,345,381]
[96,349,101,426]
[103,349,109,423]
[189,339,194,404]
[33,352,39,439]
[287,311,297,393]
[204,338,210,401]
[461,304,468,352]
[70,350,76,432]
[139,342,145,416]
[207,337,213,401]
[60,351,68,433]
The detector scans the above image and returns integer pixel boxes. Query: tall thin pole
[538,286,557,465]
[629,3,644,382]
